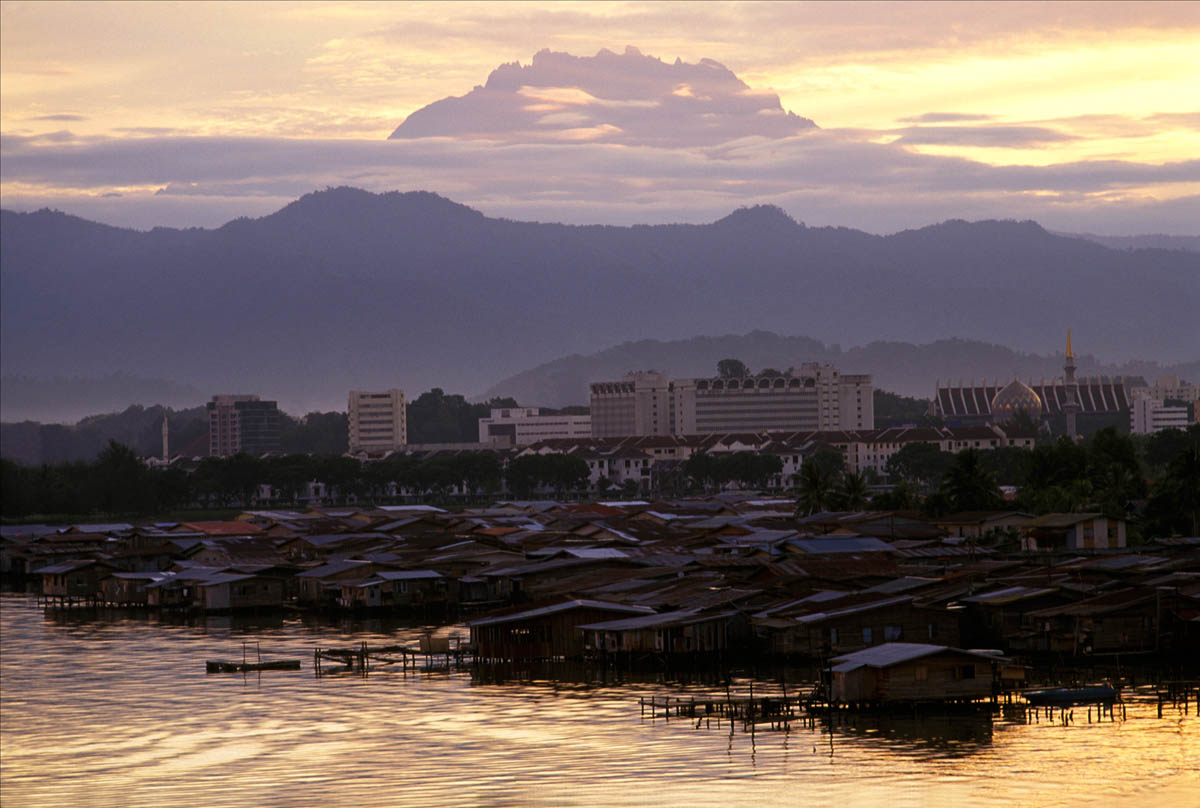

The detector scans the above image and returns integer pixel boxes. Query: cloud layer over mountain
[3,48,1196,234]
[391,47,816,146]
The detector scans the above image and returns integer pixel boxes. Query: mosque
[931,331,1130,437]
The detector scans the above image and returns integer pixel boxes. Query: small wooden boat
[1022,684,1117,706]
[206,659,301,673]
[206,641,300,673]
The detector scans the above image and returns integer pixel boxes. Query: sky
[2,0,1198,234]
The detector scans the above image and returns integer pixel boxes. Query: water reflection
[2,593,1197,808]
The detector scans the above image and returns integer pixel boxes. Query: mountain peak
[230,187,483,231]
[713,204,802,230]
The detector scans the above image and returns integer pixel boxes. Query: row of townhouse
[514,423,1038,490]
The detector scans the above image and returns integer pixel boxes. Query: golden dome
[991,379,1042,422]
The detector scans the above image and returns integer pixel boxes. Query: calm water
[2,593,1197,808]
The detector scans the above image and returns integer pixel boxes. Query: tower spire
[1062,329,1080,439]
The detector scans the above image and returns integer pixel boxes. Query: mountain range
[2,187,1197,418]
[480,331,1200,407]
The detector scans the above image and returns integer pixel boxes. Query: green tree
[315,456,363,503]
[717,358,750,378]
[264,454,317,504]
[807,447,846,479]
[834,469,870,510]
[885,442,952,489]
[684,452,719,493]
[939,449,1004,512]
[795,461,836,516]
[408,389,519,443]
[873,390,942,428]
[1143,425,1198,472]
[280,411,350,455]
[91,440,149,513]
[1144,436,1200,536]
[871,480,918,511]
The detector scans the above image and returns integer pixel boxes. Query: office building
[477,407,592,447]
[207,394,281,457]
[589,363,872,438]
[1130,398,1192,434]
[348,389,407,454]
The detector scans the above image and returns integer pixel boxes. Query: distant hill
[479,332,1200,406]
[1,373,203,424]
[1056,232,1200,253]
[0,404,208,466]
[3,188,1197,416]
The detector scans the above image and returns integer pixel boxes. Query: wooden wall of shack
[202,577,284,611]
[473,606,643,661]
[582,614,745,655]
[760,602,961,658]
[833,653,994,703]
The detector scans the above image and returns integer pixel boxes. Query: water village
[5,497,1199,714]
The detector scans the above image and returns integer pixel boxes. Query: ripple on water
[2,594,1198,808]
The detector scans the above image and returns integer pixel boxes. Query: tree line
[858,425,1200,538]
[3,425,1197,540]
[0,446,589,518]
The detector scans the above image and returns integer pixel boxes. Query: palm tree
[838,470,870,510]
[940,449,1003,512]
[795,462,834,516]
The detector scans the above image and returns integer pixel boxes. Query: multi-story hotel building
[590,371,678,437]
[348,389,407,454]
[589,364,872,437]
[207,394,282,457]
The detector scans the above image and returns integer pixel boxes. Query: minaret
[162,414,170,462]
[1063,329,1080,439]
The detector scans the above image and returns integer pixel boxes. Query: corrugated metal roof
[960,585,1058,604]
[577,608,707,631]
[830,642,1003,670]
[789,537,897,554]
[377,505,447,513]
[468,599,655,627]
[376,570,443,581]
[796,595,913,624]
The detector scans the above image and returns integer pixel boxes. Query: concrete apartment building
[1130,398,1192,434]
[207,395,281,457]
[348,389,407,454]
[590,371,678,437]
[477,407,592,447]
[590,364,872,438]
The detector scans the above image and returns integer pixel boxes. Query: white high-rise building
[477,407,592,446]
[348,389,407,453]
[1130,398,1192,434]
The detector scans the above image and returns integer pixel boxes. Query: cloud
[390,48,815,147]
[898,113,996,123]
[893,125,1078,147]
[4,128,1197,233]
[30,113,87,122]
[3,46,1196,235]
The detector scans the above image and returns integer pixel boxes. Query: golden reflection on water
[1,594,1197,808]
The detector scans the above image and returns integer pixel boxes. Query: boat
[206,659,301,673]
[1022,684,1118,706]
[206,641,300,673]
